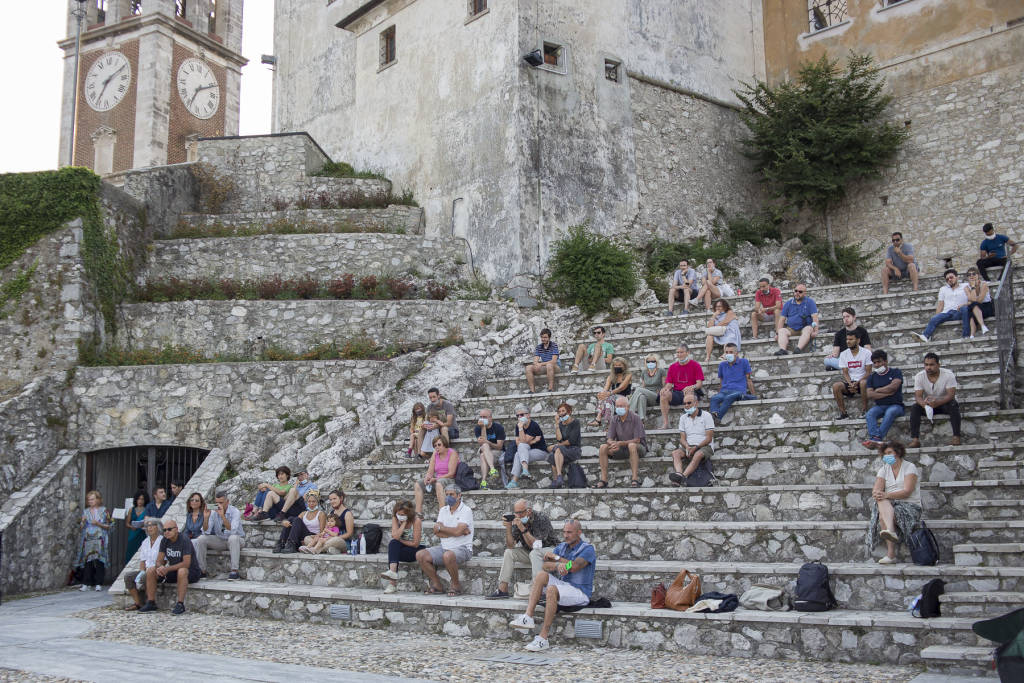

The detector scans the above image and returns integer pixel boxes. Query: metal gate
[85,445,209,581]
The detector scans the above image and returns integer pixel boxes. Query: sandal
[424,585,444,595]
[587,420,602,428]
[448,586,464,597]
[592,480,608,489]
[124,604,140,611]
[630,479,641,488]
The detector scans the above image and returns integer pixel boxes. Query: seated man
[474,408,505,489]
[596,396,647,489]
[192,490,245,581]
[571,327,613,373]
[915,269,970,342]
[863,349,905,449]
[750,277,782,338]
[667,259,698,316]
[670,393,714,485]
[977,222,1018,282]
[775,283,818,355]
[136,519,201,615]
[484,499,558,599]
[658,344,704,430]
[708,343,757,422]
[909,352,961,448]
[416,485,474,596]
[824,307,871,371]
[426,387,459,441]
[831,331,872,420]
[168,480,183,505]
[881,232,919,294]
[143,486,171,519]
[505,405,548,489]
[525,328,559,394]
[275,469,319,517]
[509,519,597,652]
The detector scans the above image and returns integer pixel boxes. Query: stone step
[138,233,463,284]
[919,645,998,678]
[967,499,1024,521]
[954,543,1024,568]
[939,591,1024,618]
[164,580,984,666]
[242,518,1024,563]
[201,550,1024,613]
[339,480,1024,524]
[177,205,424,235]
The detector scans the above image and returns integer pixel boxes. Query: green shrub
[797,233,876,282]
[313,161,388,181]
[545,223,636,315]
[714,206,783,247]
[0,263,36,319]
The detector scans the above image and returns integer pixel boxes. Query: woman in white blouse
[123,518,164,610]
[866,441,922,564]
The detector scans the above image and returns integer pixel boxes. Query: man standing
[143,486,171,519]
[509,519,597,652]
[863,350,905,449]
[484,499,558,599]
[192,490,245,581]
[977,222,1018,282]
[909,353,962,448]
[137,519,201,615]
[525,328,559,393]
[881,232,919,293]
[474,408,506,488]
[571,327,613,373]
[667,259,698,316]
[775,283,819,355]
[670,393,715,486]
[658,344,704,429]
[416,485,474,596]
[750,277,782,338]
[831,331,873,420]
[708,343,757,422]
[824,307,872,370]
[915,269,970,342]
[168,480,183,505]
[596,396,647,489]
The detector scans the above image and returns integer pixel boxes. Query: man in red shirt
[658,344,705,429]
[750,277,782,338]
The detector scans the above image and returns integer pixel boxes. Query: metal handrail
[994,259,1017,409]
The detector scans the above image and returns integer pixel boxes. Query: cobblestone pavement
[77,605,920,682]
[0,670,83,682]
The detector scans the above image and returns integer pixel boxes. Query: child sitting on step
[299,514,341,554]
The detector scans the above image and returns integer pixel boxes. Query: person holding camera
[484,499,557,599]
[192,490,245,581]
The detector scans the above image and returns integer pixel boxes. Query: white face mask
[478,417,489,426]
[396,514,408,522]
[646,362,656,369]
[518,416,529,424]
[874,365,888,375]
[724,353,735,363]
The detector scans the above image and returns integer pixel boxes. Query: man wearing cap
[977,222,1018,282]
[416,484,474,596]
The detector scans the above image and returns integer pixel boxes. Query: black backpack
[684,458,715,487]
[359,523,383,554]
[908,521,939,566]
[792,561,838,612]
[453,461,479,491]
[911,578,945,618]
[566,463,588,489]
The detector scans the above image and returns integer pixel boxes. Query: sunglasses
[163,527,177,533]
[516,413,527,417]
[795,289,806,293]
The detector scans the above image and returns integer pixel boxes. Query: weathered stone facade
[178,206,425,236]
[0,375,66,501]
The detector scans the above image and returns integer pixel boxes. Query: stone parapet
[0,374,66,501]
[178,205,425,235]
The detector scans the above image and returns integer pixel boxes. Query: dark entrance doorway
[84,445,209,580]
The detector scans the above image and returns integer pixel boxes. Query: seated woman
[300,513,341,554]
[694,259,724,312]
[415,435,459,510]
[547,402,581,488]
[253,466,294,521]
[124,489,150,565]
[590,357,633,428]
[319,490,356,553]
[182,491,211,540]
[866,441,922,564]
[964,267,993,338]
[704,299,742,362]
[628,354,665,416]
[123,517,164,610]
[381,499,425,593]
[273,491,327,554]
[407,402,426,457]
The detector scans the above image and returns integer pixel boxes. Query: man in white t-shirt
[916,269,970,342]
[668,394,715,486]
[416,484,474,596]
[909,352,961,448]
[831,331,873,420]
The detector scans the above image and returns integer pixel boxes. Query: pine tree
[735,52,908,262]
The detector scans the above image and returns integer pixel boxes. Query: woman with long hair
[76,490,112,590]
[123,489,150,564]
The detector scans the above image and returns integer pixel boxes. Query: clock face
[84,51,131,112]
[176,58,220,120]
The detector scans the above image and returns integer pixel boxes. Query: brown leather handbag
[665,569,702,611]
[650,582,667,609]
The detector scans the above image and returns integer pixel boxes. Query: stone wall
[116,299,519,356]
[179,206,425,235]
[0,451,83,597]
[112,161,199,237]
[0,375,66,501]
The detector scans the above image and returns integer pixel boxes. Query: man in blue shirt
[775,283,819,355]
[977,222,1018,281]
[508,519,596,651]
[709,343,758,421]
[525,328,560,394]
[863,349,905,449]
[143,486,171,518]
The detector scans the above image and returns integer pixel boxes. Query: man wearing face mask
[484,499,558,599]
[863,349,905,449]
[416,485,474,596]
[505,405,548,489]
[708,343,757,422]
[474,408,506,489]
[658,344,704,430]
[596,396,647,488]
[670,394,715,485]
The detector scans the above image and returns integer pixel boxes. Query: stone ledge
[178,205,424,235]
[919,645,994,663]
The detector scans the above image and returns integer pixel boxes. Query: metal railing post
[994,259,1016,409]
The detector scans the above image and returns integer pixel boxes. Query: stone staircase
[149,265,1024,676]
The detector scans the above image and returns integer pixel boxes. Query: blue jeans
[922,309,969,339]
[253,490,267,508]
[709,390,753,419]
[824,356,841,371]
[865,404,905,440]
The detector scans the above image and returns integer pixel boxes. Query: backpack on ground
[684,457,715,487]
[359,523,383,554]
[453,461,479,491]
[566,462,588,489]
[908,521,940,566]
[910,578,945,618]
[792,561,838,612]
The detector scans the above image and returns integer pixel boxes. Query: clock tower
[58,0,246,175]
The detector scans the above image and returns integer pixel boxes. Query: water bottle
[350,537,358,556]
[359,533,366,555]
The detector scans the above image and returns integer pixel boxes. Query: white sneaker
[79,584,88,592]
[509,614,536,630]
[383,583,397,594]
[914,333,930,343]
[95,585,103,591]
[982,325,990,334]
[525,635,549,651]
[877,555,897,564]
[380,569,399,581]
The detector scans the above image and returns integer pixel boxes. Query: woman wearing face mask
[381,500,424,593]
[407,402,426,457]
[547,403,581,487]
[704,299,742,363]
[590,357,633,428]
[629,355,665,416]
[866,441,922,564]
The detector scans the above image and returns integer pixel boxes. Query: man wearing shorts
[658,343,704,429]
[136,519,201,615]
[750,277,782,338]
[596,396,647,488]
[667,259,699,315]
[881,232,919,294]
[831,332,872,420]
[775,283,819,355]
[670,393,714,485]
[416,484,474,596]
[509,519,597,651]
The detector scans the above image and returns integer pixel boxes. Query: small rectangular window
[130,0,142,15]
[96,0,107,23]
[208,0,217,33]
[604,59,620,82]
[543,43,562,67]
[380,26,397,68]
[808,0,848,32]
[469,0,487,16]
